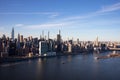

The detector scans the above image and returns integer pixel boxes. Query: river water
[0,51,120,80]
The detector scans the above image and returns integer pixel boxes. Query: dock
[108,48,120,51]
[95,53,120,60]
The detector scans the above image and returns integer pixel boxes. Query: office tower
[2,34,6,40]
[96,36,98,46]
[56,30,62,53]
[45,36,46,40]
[9,41,16,56]
[11,27,14,40]
[17,33,20,48]
[77,38,79,44]
[57,30,61,43]
[18,33,20,42]
[42,30,44,39]
[48,31,49,40]
[39,41,48,56]
[57,34,61,42]
[20,35,23,42]
[30,36,32,41]
[68,42,72,53]
[28,37,30,41]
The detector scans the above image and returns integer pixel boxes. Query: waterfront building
[9,41,16,56]
[68,42,72,53]
[31,38,39,55]
[39,40,56,56]
[39,41,48,56]
[0,27,111,57]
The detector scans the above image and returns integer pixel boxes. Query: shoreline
[0,50,113,64]
[0,55,57,64]
[0,53,86,64]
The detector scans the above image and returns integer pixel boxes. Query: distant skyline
[0,0,120,41]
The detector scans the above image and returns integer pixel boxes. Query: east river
[0,51,120,80]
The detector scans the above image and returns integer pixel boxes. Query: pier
[95,53,120,60]
[108,48,120,51]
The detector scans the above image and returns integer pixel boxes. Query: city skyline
[0,0,120,41]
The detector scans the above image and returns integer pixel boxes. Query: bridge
[108,48,120,51]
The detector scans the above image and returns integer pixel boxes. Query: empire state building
[11,27,14,40]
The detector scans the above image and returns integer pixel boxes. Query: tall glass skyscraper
[11,27,14,40]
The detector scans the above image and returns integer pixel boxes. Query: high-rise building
[57,30,61,43]
[16,34,20,49]
[11,27,14,40]
[48,31,50,40]
[56,30,62,53]
[68,42,72,53]
[18,33,20,42]
[39,41,48,56]
[30,36,32,41]
[20,35,23,42]
[42,30,44,39]
[77,38,79,44]
[9,41,16,56]
[95,36,99,46]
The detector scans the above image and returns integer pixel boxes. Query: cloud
[15,24,24,27]
[0,12,58,15]
[0,12,59,18]
[49,13,59,18]
[14,2,120,30]
[60,2,120,22]
[20,22,71,29]
[99,2,120,13]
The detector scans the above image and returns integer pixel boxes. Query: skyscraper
[57,30,61,43]
[20,35,23,42]
[94,36,99,46]
[11,27,14,40]
[42,30,44,39]
[48,31,50,40]
[18,33,20,41]
[56,30,62,53]
[96,36,98,46]
[17,33,20,49]
[39,41,48,56]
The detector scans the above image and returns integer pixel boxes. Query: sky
[0,0,120,41]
